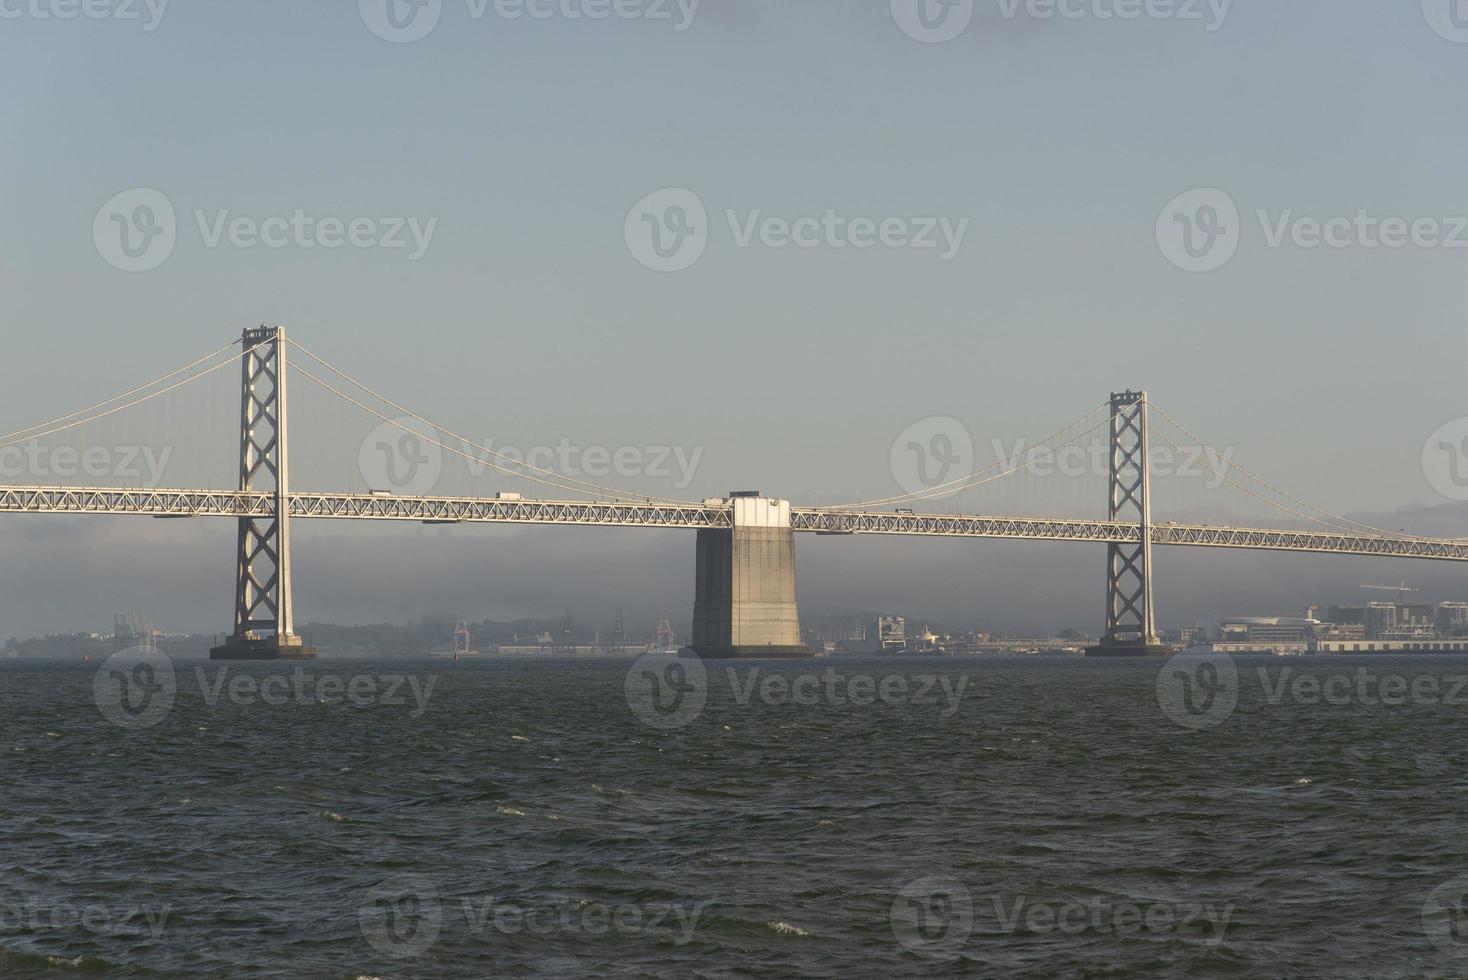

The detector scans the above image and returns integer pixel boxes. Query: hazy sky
[2,0,1467,638]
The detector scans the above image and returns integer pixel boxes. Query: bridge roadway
[3,485,1467,563]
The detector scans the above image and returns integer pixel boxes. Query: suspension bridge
[2,326,1464,659]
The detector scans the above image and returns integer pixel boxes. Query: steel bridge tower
[1086,391,1170,657]
[609,608,627,653]
[210,326,314,660]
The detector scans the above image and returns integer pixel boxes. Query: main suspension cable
[0,338,243,447]
[286,337,696,505]
[0,340,256,453]
[290,361,692,501]
[818,401,1111,511]
[1148,401,1416,539]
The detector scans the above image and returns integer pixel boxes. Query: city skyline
[6,4,1468,644]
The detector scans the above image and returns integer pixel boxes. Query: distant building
[1314,622,1366,641]
[1311,605,1366,626]
[839,616,908,654]
[1364,603,1398,639]
[1313,638,1468,653]
[1438,603,1468,635]
[1398,603,1437,628]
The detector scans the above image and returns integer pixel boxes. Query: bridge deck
[1,486,1465,561]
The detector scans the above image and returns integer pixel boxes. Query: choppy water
[4,654,1468,978]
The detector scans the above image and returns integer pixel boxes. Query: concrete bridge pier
[687,495,812,659]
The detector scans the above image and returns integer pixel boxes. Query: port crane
[1361,582,1421,602]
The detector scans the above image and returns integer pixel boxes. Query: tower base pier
[1084,640,1175,659]
[687,495,813,660]
[209,634,316,661]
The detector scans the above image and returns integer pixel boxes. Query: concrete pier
[209,634,316,661]
[688,495,812,659]
[1083,641,1175,658]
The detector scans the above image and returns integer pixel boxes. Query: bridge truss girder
[2,486,1465,561]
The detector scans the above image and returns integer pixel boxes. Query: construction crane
[1361,582,1421,602]
[654,609,676,652]
[451,614,472,662]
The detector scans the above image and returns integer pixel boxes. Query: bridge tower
[556,608,576,654]
[1087,391,1170,657]
[654,609,675,652]
[210,326,314,660]
[688,494,811,659]
[609,607,627,653]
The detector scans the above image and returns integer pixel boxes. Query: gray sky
[2,0,1467,638]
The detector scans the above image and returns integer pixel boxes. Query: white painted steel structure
[2,486,1466,562]
[5,329,1468,656]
